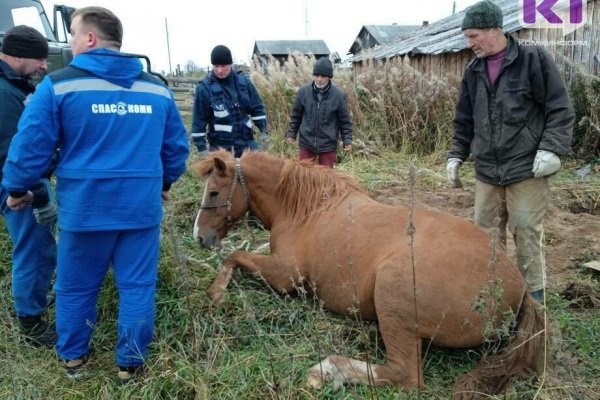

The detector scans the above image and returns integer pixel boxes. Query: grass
[1,153,599,399]
[1,57,599,399]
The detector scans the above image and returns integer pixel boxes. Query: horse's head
[191,150,250,248]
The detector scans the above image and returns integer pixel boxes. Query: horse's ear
[214,157,227,176]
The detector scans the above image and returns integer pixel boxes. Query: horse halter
[199,158,250,225]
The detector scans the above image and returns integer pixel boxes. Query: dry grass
[249,54,457,162]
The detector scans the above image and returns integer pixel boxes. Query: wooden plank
[589,0,600,75]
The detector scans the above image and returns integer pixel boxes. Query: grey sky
[41,0,480,73]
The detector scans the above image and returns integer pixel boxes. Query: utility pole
[165,17,173,75]
[452,1,456,14]
[304,0,309,38]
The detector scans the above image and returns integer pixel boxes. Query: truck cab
[1,0,166,84]
[0,0,74,74]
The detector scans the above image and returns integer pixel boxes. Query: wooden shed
[350,0,600,81]
[252,40,332,67]
[348,24,422,56]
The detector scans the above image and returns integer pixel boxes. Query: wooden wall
[358,0,599,82]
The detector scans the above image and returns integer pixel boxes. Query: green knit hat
[461,0,503,31]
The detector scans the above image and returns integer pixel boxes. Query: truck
[1,0,166,83]
[1,0,73,73]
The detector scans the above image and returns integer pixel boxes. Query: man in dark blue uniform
[0,25,57,348]
[191,45,268,158]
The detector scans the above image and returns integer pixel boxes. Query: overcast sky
[40,0,480,74]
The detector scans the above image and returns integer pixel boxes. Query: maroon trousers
[299,147,336,168]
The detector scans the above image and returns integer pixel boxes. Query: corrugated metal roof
[350,0,522,62]
[348,24,421,55]
[253,40,330,56]
[363,24,421,45]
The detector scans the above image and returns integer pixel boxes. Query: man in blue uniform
[191,45,268,158]
[0,25,57,347]
[2,7,189,381]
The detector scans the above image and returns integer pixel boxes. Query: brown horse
[192,149,545,399]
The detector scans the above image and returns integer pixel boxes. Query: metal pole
[165,17,173,75]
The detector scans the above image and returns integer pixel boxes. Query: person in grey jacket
[286,57,352,168]
[447,0,574,303]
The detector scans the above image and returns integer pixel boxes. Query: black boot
[117,365,145,384]
[17,315,57,348]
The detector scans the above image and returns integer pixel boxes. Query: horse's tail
[453,293,546,400]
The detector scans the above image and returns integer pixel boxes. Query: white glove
[446,158,463,188]
[33,203,57,226]
[532,150,561,178]
[258,132,269,151]
[197,149,210,159]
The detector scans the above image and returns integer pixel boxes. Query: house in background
[350,0,600,81]
[252,40,334,68]
[348,24,421,56]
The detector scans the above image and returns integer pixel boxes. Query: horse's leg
[306,329,421,390]
[206,262,234,306]
[306,263,423,390]
[370,263,424,388]
[207,250,301,305]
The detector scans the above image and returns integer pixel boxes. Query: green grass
[2,57,599,398]
[1,153,599,399]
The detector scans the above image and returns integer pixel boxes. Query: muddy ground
[369,182,600,294]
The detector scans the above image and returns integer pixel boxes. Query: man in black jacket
[447,1,574,302]
[286,57,352,168]
[0,25,57,347]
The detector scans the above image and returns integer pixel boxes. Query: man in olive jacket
[447,1,574,302]
[286,57,352,168]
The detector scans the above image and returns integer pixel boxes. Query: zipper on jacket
[313,95,322,152]
[484,72,502,185]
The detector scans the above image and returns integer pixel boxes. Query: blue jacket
[2,49,189,231]
[191,71,267,151]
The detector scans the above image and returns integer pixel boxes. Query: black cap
[313,57,333,78]
[1,25,49,59]
[210,45,233,65]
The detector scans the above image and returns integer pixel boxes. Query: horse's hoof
[206,287,225,306]
[305,371,324,389]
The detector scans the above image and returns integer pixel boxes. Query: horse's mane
[275,157,366,225]
[192,149,366,225]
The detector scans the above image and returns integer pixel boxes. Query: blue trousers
[211,138,258,158]
[0,179,56,317]
[55,226,159,367]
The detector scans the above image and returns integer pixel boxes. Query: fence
[167,77,196,114]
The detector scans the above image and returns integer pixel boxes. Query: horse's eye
[210,191,219,198]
